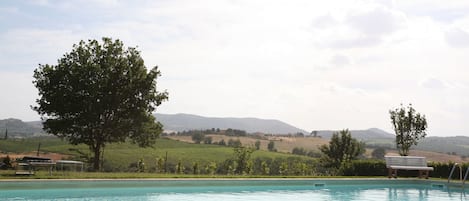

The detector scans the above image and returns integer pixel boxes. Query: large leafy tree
[389,104,427,156]
[33,38,168,171]
[319,129,365,168]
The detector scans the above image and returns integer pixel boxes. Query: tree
[203,136,212,144]
[371,147,386,159]
[267,141,276,152]
[3,128,7,140]
[1,155,12,169]
[292,147,307,156]
[319,129,365,168]
[311,130,318,137]
[32,38,168,171]
[228,139,242,147]
[389,104,427,156]
[191,132,205,144]
[254,140,261,150]
[233,146,254,174]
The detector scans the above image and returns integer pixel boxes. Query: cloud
[330,54,351,67]
[1,0,469,136]
[312,14,338,28]
[445,28,469,48]
[312,4,407,49]
[347,5,405,36]
[419,78,448,89]
[398,1,469,23]
[0,28,85,71]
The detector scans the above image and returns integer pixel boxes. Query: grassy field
[168,135,328,153]
[0,137,312,172]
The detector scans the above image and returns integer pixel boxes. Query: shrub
[341,160,387,176]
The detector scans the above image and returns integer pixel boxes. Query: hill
[415,136,469,156]
[315,128,394,140]
[0,119,45,138]
[154,113,308,134]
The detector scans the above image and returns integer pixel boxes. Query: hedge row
[341,160,469,178]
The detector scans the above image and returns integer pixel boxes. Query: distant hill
[416,136,469,156]
[314,128,394,140]
[0,119,45,138]
[154,113,308,134]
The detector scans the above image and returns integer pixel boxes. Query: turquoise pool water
[0,179,466,201]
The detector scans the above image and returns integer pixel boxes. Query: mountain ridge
[154,113,308,134]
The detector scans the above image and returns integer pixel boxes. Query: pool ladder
[448,163,469,186]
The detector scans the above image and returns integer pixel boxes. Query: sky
[0,0,468,137]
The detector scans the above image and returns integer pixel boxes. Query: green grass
[0,170,390,180]
[1,137,310,172]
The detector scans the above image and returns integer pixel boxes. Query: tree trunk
[92,144,101,171]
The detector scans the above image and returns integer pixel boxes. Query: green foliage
[267,141,276,152]
[137,158,145,172]
[203,136,213,144]
[233,146,254,175]
[32,37,168,171]
[390,104,427,156]
[155,157,165,173]
[205,162,217,175]
[218,139,226,146]
[225,128,247,136]
[319,129,365,168]
[176,160,185,174]
[1,137,318,176]
[191,132,205,144]
[341,160,387,176]
[0,155,12,170]
[227,139,242,147]
[192,162,199,174]
[254,140,261,150]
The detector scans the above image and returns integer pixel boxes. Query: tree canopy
[389,103,427,156]
[32,37,168,171]
[319,129,365,168]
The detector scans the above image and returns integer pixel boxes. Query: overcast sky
[1,0,468,136]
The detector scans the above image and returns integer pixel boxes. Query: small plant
[137,158,145,172]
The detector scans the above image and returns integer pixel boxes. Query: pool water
[0,179,467,201]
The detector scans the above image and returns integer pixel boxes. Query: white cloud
[1,0,469,136]
[419,78,448,89]
[445,28,469,48]
[346,5,406,37]
[330,54,351,67]
[312,3,407,49]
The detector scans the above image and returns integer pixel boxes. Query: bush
[341,160,387,176]
[429,162,468,179]
[339,160,468,178]
[0,155,12,170]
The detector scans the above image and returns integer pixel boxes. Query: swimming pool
[0,179,466,201]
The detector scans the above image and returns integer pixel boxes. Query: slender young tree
[33,37,168,171]
[389,104,427,156]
